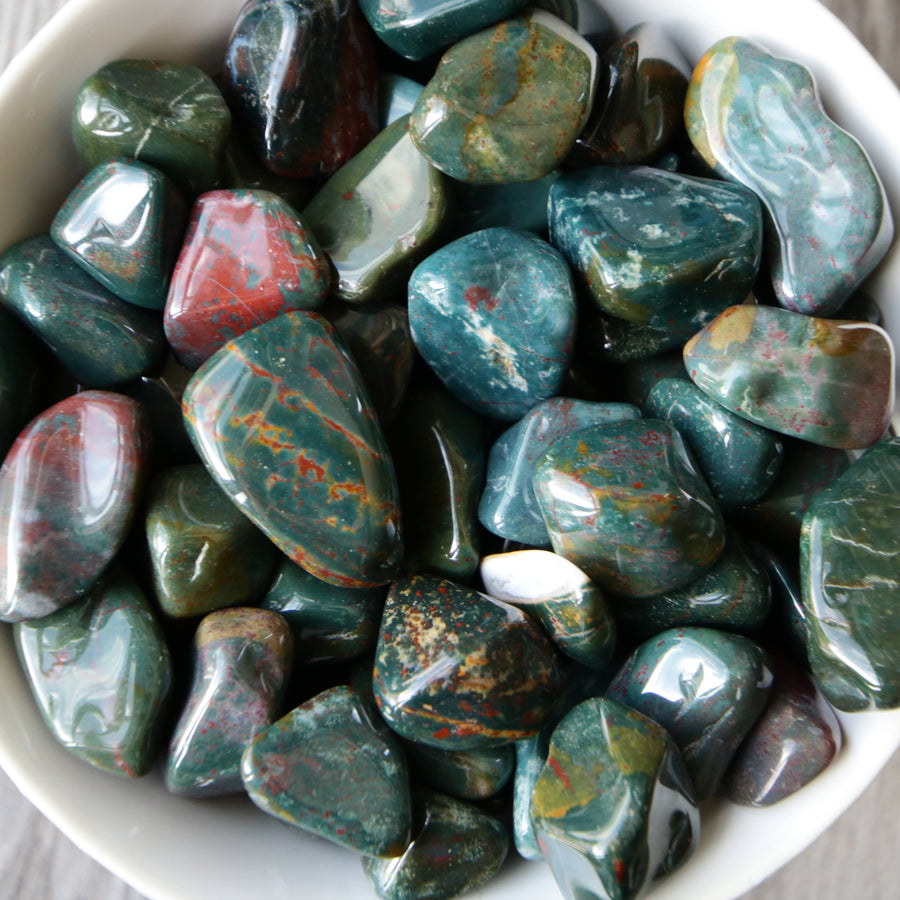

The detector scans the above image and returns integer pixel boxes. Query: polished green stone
[617,350,689,408]
[591,312,686,363]
[377,73,424,128]
[750,541,808,664]
[451,172,560,238]
[801,438,900,710]
[0,305,42,459]
[402,740,514,800]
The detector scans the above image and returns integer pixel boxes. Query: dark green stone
[617,350,689,408]
[377,73,424,128]
[750,541,808,664]
[0,304,42,459]
[403,740,514,800]
[451,172,560,238]
[593,312,686,363]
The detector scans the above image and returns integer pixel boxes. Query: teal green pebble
[72,59,230,195]
[533,419,725,598]
[165,607,293,796]
[451,172,560,238]
[303,116,448,305]
[15,570,172,778]
[402,740,514,801]
[0,236,165,388]
[241,685,412,856]
[0,305,42,459]
[531,697,699,900]
[145,464,278,619]
[618,350,689,408]
[182,310,402,589]
[408,228,576,422]
[548,165,762,336]
[409,10,597,183]
[377,73,424,129]
[801,438,900,710]
[362,789,509,900]
[645,376,784,509]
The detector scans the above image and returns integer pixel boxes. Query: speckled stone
[241,684,411,856]
[362,789,509,900]
[182,311,402,588]
[548,166,762,336]
[377,73,424,128]
[165,607,292,795]
[72,60,230,195]
[164,189,331,369]
[683,305,894,449]
[408,228,576,421]
[801,438,900,710]
[145,464,278,619]
[0,306,42,460]
[15,570,172,777]
[685,37,893,316]
[410,11,597,183]
[0,236,166,388]
[533,419,725,598]
[607,627,773,801]
[402,740,514,801]
[373,574,561,749]
[531,697,699,900]
[0,392,148,623]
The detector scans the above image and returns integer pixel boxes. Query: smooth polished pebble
[451,172,560,238]
[0,305,42,460]
[402,740,515,801]
[377,73,424,128]
[750,541,808,664]
[618,350,689,407]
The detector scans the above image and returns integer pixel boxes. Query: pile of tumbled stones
[0,1,897,898]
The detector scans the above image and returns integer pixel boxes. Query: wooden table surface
[0,1,898,899]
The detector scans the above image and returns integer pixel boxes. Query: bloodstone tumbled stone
[402,740,515,801]
[223,0,377,179]
[0,392,148,623]
[531,697,699,900]
[145,464,278,619]
[182,311,402,588]
[72,60,230,195]
[410,11,597,183]
[686,37,893,316]
[607,627,773,801]
[683,305,895,449]
[15,570,172,777]
[373,574,561,749]
[801,438,900,710]
[533,419,725,598]
[0,306,41,460]
[408,228,576,421]
[164,189,331,368]
[165,607,293,796]
[241,684,412,856]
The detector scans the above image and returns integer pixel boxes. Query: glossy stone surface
[451,172,559,238]
[145,464,278,618]
[410,11,596,183]
[686,37,893,316]
[241,685,411,855]
[0,392,148,623]
[591,312,686,363]
[479,397,640,546]
[164,189,331,368]
[548,166,762,336]
[402,741,514,801]
[377,73,424,128]
[373,574,561,749]
[618,350,688,408]
[408,228,576,421]
[0,236,166,388]
[51,159,187,310]
[15,570,172,777]
[801,438,900,710]
[533,419,725,598]
[0,305,42,460]
[223,0,377,179]
[72,60,230,195]
[165,607,292,795]
[683,305,895,449]
[645,376,783,509]
[260,557,384,664]
[607,627,773,801]
[480,550,616,670]
[362,789,509,900]
[531,697,699,900]
[750,542,808,664]
[182,311,402,588]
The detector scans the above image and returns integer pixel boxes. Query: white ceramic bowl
[0,1,899,898]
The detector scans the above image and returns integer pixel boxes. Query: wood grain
[0,2,897,899]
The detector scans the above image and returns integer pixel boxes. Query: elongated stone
[801,438,900,710]
[15,570,172,777]
[373,574,561,749]
[402,741,514,801]
[165,607,292,795]
[607,627,773,801]
[685,37,893,316]
[0,306,42,460]
[0,392,148,623]
[242,685,411,856]
[683,305,895,449]
[531,697,699,900]
[164,189,331,368]
[0,236,166,388]
[182,311,402,588]
[410,11,597,183]
[145,464,278,618]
